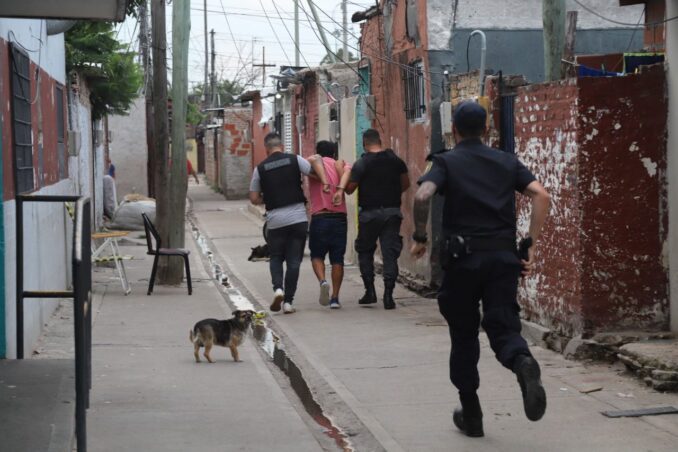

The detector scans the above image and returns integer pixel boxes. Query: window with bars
[403,61,426,120]
[10,44,34,194]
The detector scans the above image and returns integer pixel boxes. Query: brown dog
[189,310,255,363]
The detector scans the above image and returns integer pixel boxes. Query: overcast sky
[117,0,376,92]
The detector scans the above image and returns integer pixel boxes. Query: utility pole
[342,0,348,61]
[253,46,276,87]
[204,0,208,104]
[306,0,336,63]
[562,11,578,78]
[210,28,216,107]
[139,0,155,197]
[543,0,566,81]
[150,0,170,279]
[294,0,300,66]
[164,0,191,284]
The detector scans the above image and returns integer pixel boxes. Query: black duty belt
[444,235,516,260]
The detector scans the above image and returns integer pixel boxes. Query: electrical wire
[258,0,292,66]
[297,0,386,132]
[218,0,253,82]
[573,0,678,27]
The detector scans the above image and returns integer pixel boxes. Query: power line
[573,0,678,27]
[218,0,253,81]
[258,0,292,66]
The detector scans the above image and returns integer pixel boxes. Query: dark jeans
[267,221,308,304]
[354,209,403,285]
[437,250,531,394]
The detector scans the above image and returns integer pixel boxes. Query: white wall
[454,0,644,30]
[667,0,678,332]
[3,179,75,358]
[0,18,66,83]
[107,96,148,197]
[339,97,358,265]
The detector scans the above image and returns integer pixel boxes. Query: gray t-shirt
[250,154,311,230]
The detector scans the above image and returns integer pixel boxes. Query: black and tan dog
[189,310,255,363]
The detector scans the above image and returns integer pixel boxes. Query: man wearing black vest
[249,133,328,314]
[411,101,550,437]
[345,129,410,310]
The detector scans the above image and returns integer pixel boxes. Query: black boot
[383,282,396,310]
[513,354,547,421]
[453,392,484,437]
[358,278,377,305]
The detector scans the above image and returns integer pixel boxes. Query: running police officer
[411,101,550,437]
[345,129,410,310]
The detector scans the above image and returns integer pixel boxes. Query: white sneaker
[319,280,330,306]
[283,302,296,314]
[329,299,341,309]
[271,288,284,312]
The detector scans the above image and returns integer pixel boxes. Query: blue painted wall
[454,28,644,83]
[355,65,372,157]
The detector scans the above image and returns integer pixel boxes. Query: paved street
[29,182,678,451]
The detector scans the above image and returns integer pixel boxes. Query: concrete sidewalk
[189,183,678,452]
[38,224,326,451]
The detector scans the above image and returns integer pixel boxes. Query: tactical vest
[357,149,404,210]
[257,152,306,210]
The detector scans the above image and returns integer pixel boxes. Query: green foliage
[190,79,246,106]
[65,22,142,120]
[186,102,204,126]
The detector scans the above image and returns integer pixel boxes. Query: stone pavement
[189,182,678,452]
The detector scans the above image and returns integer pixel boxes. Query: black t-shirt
[350,149,408,209]
[418,138,536,239]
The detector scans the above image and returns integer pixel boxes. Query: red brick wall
[223,107,252,157]
[0,38,68,200]
[513,66,669,336]
[514,80,584,335]
[296,76,319,158]
[360,4,431,274]
[577,66,668,332]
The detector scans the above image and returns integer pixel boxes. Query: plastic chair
[141,213,192,295]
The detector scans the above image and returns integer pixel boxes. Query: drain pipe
[47,20,78,36]
[470,30,487,96]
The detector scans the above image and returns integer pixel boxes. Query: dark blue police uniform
[419,137,536,394]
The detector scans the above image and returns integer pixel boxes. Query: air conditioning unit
[365,95,376,120]
[295,114,305,133]
[440,101,453,135]
[67,130,81,156]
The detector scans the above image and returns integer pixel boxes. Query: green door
[355,65,371,158]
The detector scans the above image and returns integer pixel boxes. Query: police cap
[453,101,486,136]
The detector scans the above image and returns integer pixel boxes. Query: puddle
[190,217,354,451]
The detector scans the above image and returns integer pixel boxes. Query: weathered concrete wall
[666,0,678,332]
[455,28,643,83]
[204,128,220,189]
[454,0,644,29]
[220,107,253,200]
[107,96,148,197]
[295,74,319,158]
[514,67,669,336]
[339,97,358,265]
[4,179,74,358]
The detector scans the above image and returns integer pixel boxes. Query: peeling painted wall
[514,67,669,336]
[220,107,253,200]
[667,0,678,333]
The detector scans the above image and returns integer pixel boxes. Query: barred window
[10,44,34,194]
[403,61,426,120]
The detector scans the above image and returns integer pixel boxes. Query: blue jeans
[267,221,308,304]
